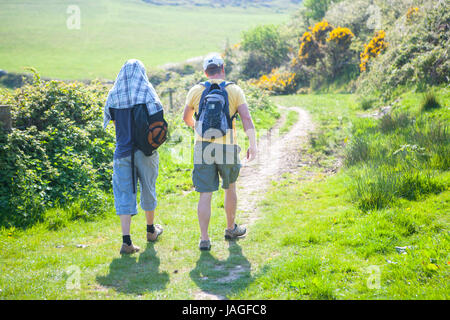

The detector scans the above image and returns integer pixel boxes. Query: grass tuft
[359,97,376,110]
[421,91,441,112]
[379,112,411,133]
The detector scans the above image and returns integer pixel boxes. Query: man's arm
[237,103,257,162]
[110,108,116,127]
[183,104,195,129]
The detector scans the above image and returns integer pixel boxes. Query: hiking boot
[199,239,211,251]
[225,224,246,240]
[120,243,140,254]
[147,224,163,242]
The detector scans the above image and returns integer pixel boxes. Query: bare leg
[198,192,213,241]
[224,183,237,230]
[145,210,155,226]
[120,215,132,236]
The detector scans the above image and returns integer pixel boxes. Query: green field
[0,0,288,80]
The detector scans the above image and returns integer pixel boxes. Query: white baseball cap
[203,54,224,70]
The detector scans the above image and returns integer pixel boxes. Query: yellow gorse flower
[252,69,296,93]
[359,30,388,72]
[311,20,333,43]
[300,31,313,43]
[327,27,354,43]
[298,31,316,61]
[406,7,419,21]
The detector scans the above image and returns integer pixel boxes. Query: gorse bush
[0,74,114,228]
[220,0,449,95]
[251,68,297,94]
[311,20,333,44]
[359,30,388,72]
[292,19,357,89]
[297,30,322,67]
[218,0,448,95]
[275,0,448,94]
[326,27,354,45]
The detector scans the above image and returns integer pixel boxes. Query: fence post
[163,88,174,110]
[168,89,174,110]
[0,105,12,131]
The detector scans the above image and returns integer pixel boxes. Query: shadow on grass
[96,242,169,295]
[189,241,252,299]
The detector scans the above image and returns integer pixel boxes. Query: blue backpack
[195,81,236,140]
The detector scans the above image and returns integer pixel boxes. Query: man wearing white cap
[183,54,257,251]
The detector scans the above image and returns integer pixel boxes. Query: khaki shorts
[192,142,241,193]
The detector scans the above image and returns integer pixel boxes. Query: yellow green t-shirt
[185,79,247,145]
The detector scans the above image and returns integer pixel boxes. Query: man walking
[183,54,257,250]
[104,59,164,254]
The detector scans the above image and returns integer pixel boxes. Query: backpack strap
[130,107,137,194]
[222,81,234,87]
[195,81,212,121]
[220,81,238,143]
[219,81,238,124]
[218,81,239,143]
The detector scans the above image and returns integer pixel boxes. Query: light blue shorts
[112,150,159,216]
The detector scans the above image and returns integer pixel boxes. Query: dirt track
[237,106,314,226]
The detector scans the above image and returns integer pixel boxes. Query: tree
[303,0,334,22]
[241,24,289,78]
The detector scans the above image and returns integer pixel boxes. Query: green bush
[0,74,114,228]
[0,72,32,89]
[356,1,449,99]
[237,80,280,114]
[146,67,171,87]
[302,0,334,22]
[240,24,289,79]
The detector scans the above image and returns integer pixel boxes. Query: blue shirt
[110,107,134,159]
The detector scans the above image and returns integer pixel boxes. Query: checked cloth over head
[103,59,162,129]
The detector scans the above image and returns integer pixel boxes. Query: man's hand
[246,145,257,162]
[237,103,257,163]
